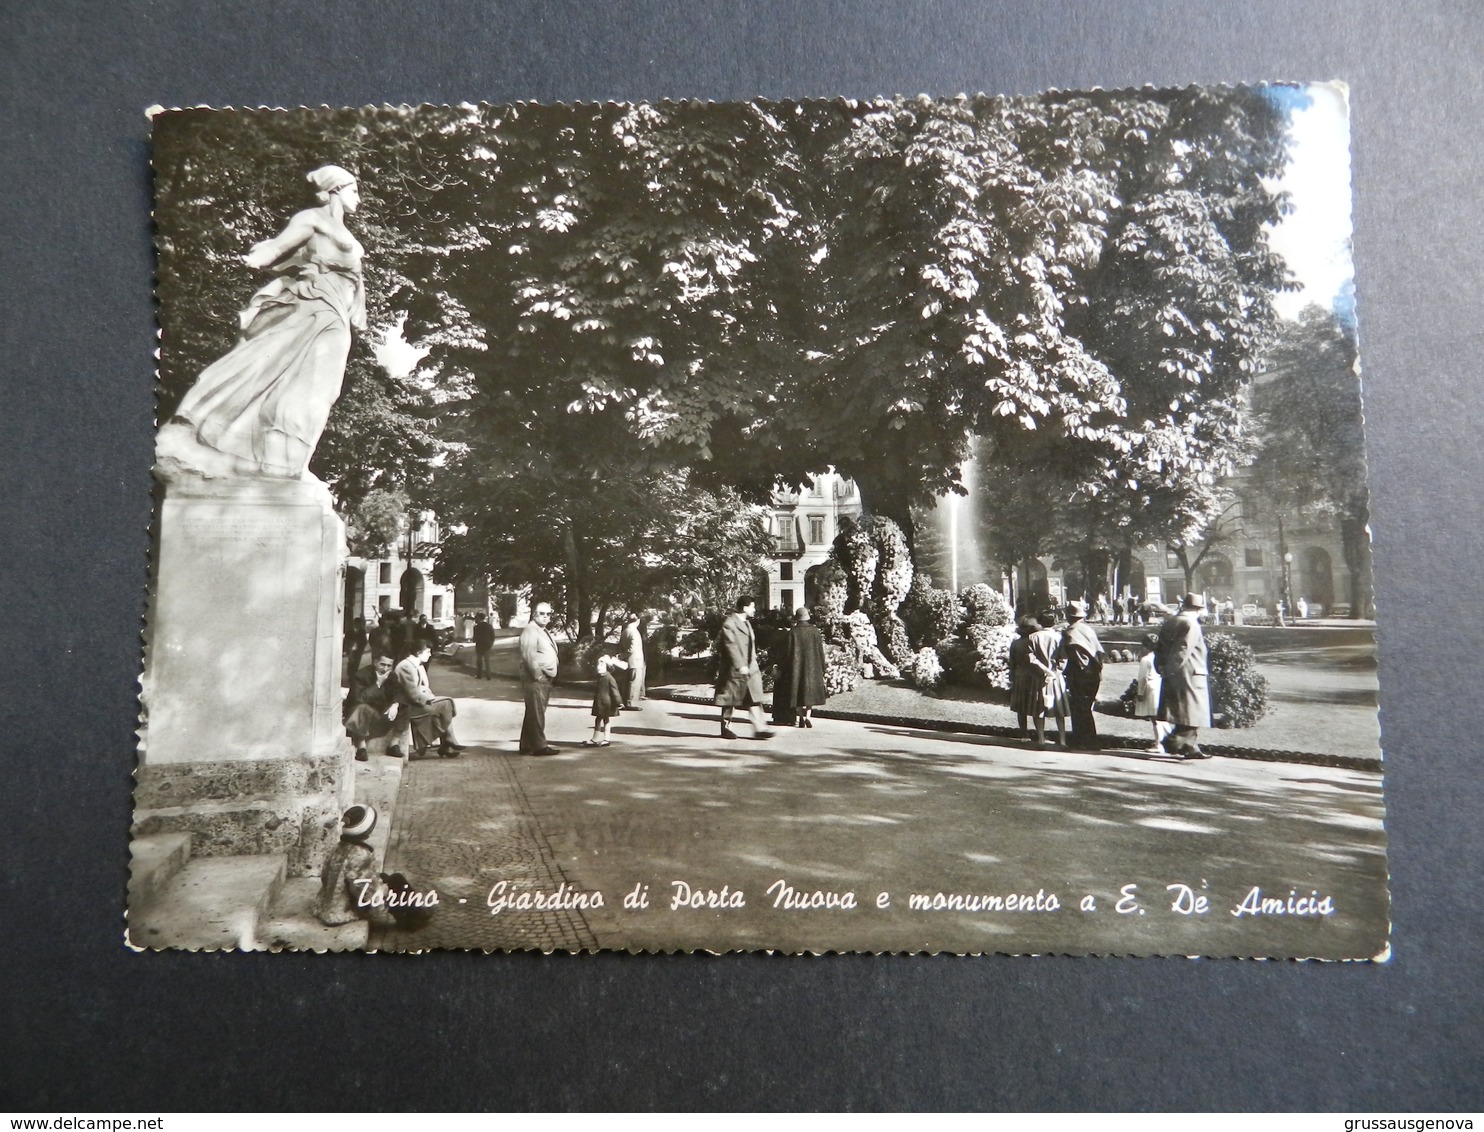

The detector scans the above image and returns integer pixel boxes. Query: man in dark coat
[472,611,496,680]
[367,614,392,663]
[774,606,828,728]
[1061,599,1104,750]
[1156,592,1213,759]
[714,595,771,740]
[416,613,439,652]
[344,654,401,761]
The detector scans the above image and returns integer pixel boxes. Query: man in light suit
[394,643,464,758]
[714,595,772,741]
[619,611,646,709]
[519,601,560,755]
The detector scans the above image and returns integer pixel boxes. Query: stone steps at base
[128,833,192,910]
[127,854,286,951]
[257,877,369,952]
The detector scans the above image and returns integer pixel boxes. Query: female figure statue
[156,165,366,481]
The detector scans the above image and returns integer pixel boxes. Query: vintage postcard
[130,84,1387,957]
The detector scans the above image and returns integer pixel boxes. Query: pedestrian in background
[345,616,366,682]
[367,613,390,664]
[416,612,439,652]
[620,611,646,709]
[1062,599,1104,750]
[472,611,495,680]
[1156,592,1212,759]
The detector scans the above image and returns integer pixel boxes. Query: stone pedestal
[136,476,353,875]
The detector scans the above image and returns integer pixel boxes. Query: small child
[1134,632,1173,750]
[314,804,383,926]
[585,651,628,747]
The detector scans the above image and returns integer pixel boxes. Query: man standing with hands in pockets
[519,601,560,756]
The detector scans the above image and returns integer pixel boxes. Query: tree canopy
[152,87,1303,619]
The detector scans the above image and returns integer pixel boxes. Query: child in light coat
[1135,632,1173,750]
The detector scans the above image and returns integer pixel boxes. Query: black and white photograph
[130,84,1387,958]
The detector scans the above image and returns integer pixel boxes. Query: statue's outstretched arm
[243,211,318,270]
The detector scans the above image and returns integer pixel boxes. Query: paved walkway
[371,654,1389,958]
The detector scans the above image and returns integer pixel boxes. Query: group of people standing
[1008,592,1212,759]
[1008,599,1106,751]
[345,609,443,678]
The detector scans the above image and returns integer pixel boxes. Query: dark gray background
[3,0,1478,1111]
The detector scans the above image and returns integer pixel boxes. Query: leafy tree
[345,488,409,557]
[1248,304,1370,615]
[431,462,772,640]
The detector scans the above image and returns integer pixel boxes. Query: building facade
[762,473,864,612]
[342,511,458,632]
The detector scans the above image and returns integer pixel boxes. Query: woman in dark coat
[774,606,828,727]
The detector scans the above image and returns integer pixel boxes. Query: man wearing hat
[1155,593,1213,759]
[1061,599,1105,750]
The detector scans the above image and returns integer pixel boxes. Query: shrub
[494,591,519,628]
[1118,678,1139,716]
[845,610,899,678]
[901,575,963,648]
[678,608,728,656]
[874,614,913,669]
[959,583,1011,629]
[1207,632,1269,728]
[867,515,914,613]
[823,643,861,696]
[816,560,849,617]
[910,647,945,693]
[557,637,604,678]
[834,521,878,610]
[813,606,857,649]
[937,639,983,687]
[967,623,1017,691]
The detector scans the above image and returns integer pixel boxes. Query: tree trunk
[561,525,595,641]
[853,474,917,555]
[1341,512,1370,619]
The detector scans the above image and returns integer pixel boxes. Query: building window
[378,595,391,612]
[780,588,795,611]
[378,562,391,585]
[779,562,794,582]
[431,595,443,620]
[808,515,826,544]
[1245,548,1264,568]
[1165,550,1182,570]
